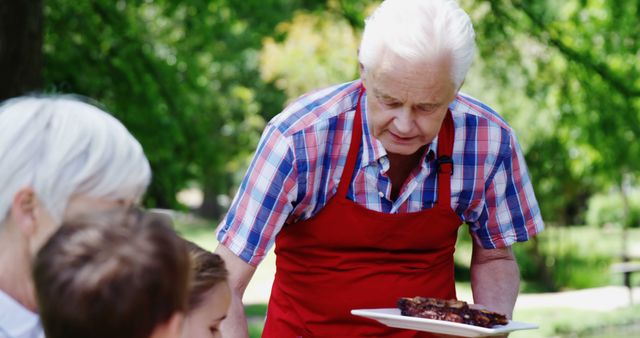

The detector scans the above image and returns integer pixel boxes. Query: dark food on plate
[397,297,509,328]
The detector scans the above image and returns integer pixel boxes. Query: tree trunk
[198,186,223,221]
[197,167,237,221]
[528,236,557,291]
[0,0,44,101]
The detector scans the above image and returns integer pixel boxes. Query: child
[33,208,191,338]
[182,241,231,338]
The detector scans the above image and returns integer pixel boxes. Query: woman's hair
[33,208,191,338]
[0,96,151,224]
[185,240,229,310]
[358,0,476,88]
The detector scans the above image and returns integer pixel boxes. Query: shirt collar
[360,93,385,168]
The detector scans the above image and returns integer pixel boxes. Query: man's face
[363,52,458,156]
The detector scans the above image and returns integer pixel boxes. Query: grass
[173,213,219,251]
[511,305,640,338]
[245,304,268,338]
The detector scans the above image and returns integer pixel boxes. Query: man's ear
[10,187,37,236]
[360,64,368,89]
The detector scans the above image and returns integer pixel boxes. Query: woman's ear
[10,187,37,236]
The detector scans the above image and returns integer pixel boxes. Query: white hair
[0,96,151,224]
[359,0,476,88]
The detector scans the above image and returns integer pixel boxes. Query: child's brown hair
[33,208,191,338]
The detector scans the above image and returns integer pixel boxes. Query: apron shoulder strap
[337,87,365,198]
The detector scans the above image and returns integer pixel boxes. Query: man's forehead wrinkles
[372,86,440,106]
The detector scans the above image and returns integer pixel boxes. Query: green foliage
[260,10,360,99]
[245,304,268,338]
[248,323,264,338]
[454,225,640,292]
[42,0,640,225]
[40,0,390,215]
[515,226,640,291]
[42,0,328,213]
[462,0,640,225]
[524,134,596,225]
[173,214,218,250]
[586,190,640,228]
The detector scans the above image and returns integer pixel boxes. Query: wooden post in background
[0,0,44,101]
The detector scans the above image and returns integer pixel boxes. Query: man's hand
[215,245,257,338]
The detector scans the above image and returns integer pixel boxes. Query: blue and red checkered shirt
[217,80,544,266]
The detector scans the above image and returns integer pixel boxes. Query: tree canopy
[3,0,636,225]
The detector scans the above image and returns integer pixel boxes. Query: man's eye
[379,98,401,108]
[416,104,438,113]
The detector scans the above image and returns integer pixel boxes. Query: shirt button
[378,191,384,198]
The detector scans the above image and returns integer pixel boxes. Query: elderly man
[216,0,544,337]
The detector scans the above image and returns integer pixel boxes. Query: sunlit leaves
[260,11,360,99]
[464,0,640,223]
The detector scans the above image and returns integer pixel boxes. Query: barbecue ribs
[397,297,509,328]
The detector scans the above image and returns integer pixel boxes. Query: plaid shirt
[218,80,544,266]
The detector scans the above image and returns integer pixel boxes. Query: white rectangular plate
[351,308,538,337]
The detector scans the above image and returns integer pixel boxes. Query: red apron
[263,87,462,337]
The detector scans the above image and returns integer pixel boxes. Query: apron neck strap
[436,111,454,207]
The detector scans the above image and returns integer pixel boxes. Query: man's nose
[393,106,413,134]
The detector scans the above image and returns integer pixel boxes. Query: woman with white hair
[0,96,151,338]
[215,0,544,336]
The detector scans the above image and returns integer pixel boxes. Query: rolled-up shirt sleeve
[217,123,298,266]
[469,130,544,248]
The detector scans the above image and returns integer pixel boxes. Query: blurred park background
[2,0,639,337]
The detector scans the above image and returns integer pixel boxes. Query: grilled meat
[397,297,509,328]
